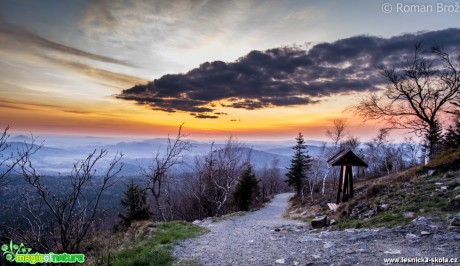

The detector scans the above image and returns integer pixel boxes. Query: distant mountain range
[3,136,328,176]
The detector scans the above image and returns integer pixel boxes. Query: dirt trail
[174,193,460,265]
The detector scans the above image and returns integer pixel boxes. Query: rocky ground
[174,193,460,266]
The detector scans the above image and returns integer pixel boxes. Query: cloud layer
[0,20,132,67]
[0,19,148,87]
[117,28,460,118]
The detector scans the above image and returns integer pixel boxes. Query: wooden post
[343,166,349,202]
[348,165,354,198]
[336,165,344,204]
[328,150,367,204]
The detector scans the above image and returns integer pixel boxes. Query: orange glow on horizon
[1,92,385,142]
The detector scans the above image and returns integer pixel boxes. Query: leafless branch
[352,44,460,157]
[13,148,123,253]
[143,124,192,221]
[0,126,41,187]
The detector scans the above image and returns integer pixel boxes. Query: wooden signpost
[327,150,368,204]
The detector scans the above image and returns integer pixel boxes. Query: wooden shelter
[327,150,368,204]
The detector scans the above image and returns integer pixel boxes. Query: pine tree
[443,116,460,149]
[285,132,312,197]
[118,181,151,228]
[233,165,260,211]
[424,119,444,158]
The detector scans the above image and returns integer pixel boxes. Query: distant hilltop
[10,135,31,142]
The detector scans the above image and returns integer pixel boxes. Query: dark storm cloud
[117,28,460,118]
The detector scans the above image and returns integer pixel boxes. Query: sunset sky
[0,0,459,141]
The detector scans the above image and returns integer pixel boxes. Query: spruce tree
[233,165,260,211]
[285,132,312,197]
[118,181,151,228]
[444,116,460,149]
[425,119,444,158]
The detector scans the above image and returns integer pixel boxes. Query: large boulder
[311,215,327,228]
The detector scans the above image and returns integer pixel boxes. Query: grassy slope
[287,148,460,230]
[87,221,208,266]
[84,194,268,265]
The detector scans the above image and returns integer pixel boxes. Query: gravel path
[174,193,460,265]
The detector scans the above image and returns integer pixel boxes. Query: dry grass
[83,221,208,266]
[425,148,460,170]
[286,148,460,229]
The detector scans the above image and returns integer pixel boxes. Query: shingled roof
[327,149,368,167]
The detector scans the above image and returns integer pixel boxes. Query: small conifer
[233,165,260,211]
[285,133,312,197]
[118,181,151,228]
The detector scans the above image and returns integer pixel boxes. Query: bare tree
[143,125,192,222]
[163,173,200,221]
[211,138,250,215]
[317,142,332,195]
[0,125,17,187]
[450,99,460,116]
[0,126,40,187]
[340,136,360,151]
[353,43,460,159]
[325,119,349,190]
[10,149,123,253]
[260,158,287,198]
[363,129,405,177]
[326,118,348,147]
[375,129,393,175]
[194,137,250,216]
[403,137,421,167]
[308,155,326,201]
[190,143,216,219]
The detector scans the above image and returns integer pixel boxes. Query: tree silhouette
[143,124,191,221]
[15,149,123,253]
[353,43,460,160]
[444,116,460,149]
[424,119,443,157]
[285,133,312,198]
[233,165,260,211]
[118,181,151,228]
[0,126,40,187]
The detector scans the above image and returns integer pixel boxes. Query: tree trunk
[154,195,167,222]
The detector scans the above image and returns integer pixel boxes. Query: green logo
[1,240,85,264]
